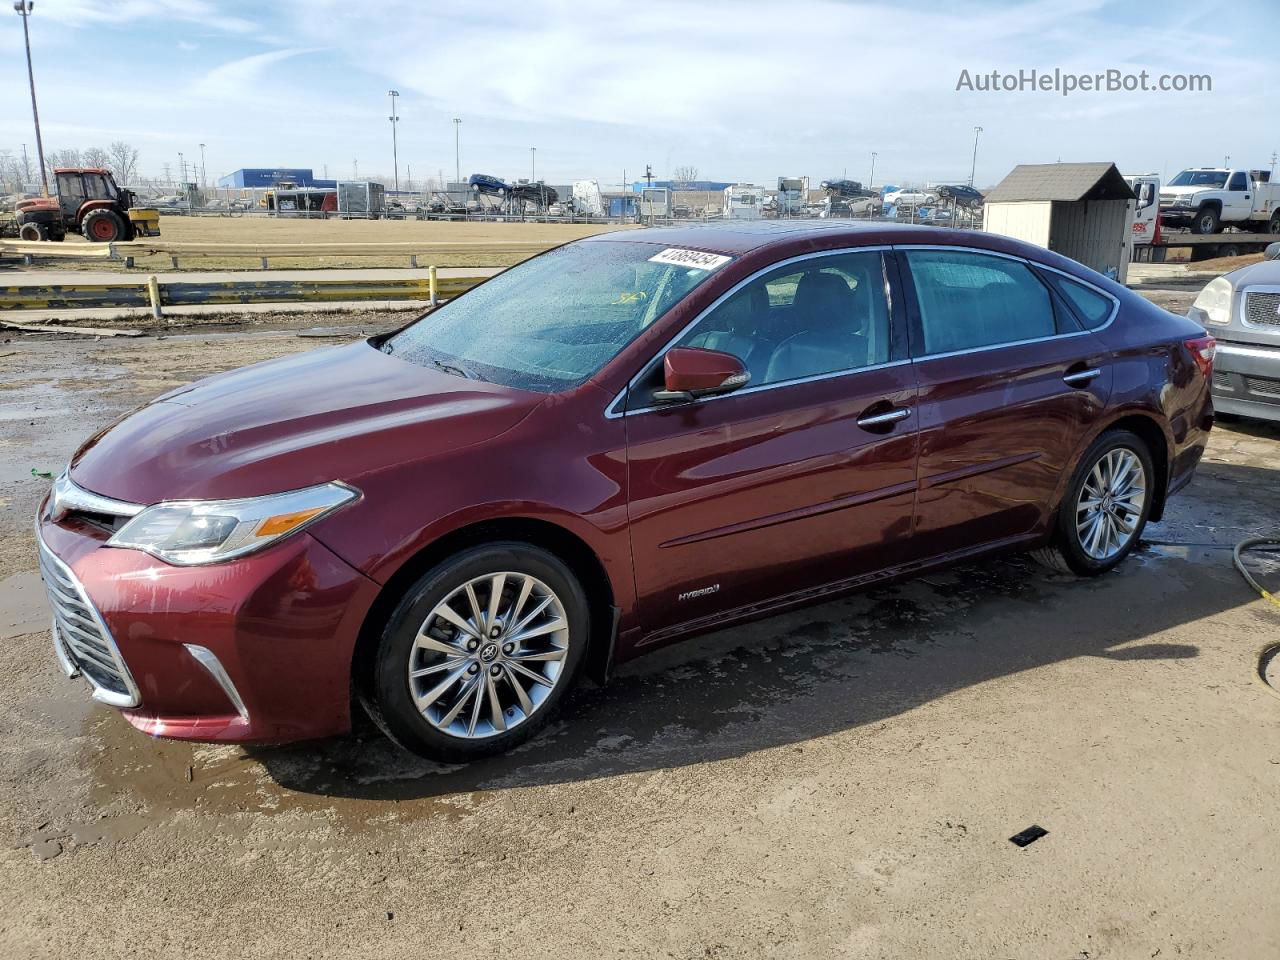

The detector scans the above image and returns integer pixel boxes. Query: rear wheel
[1032,430,1154,576]
[1268,211,1280,235]
[367,543,589,761]
[82,209,126,242]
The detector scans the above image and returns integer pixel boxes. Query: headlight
[108,482,358,565]
[1174,196,1193,206]
[1189,276,1232,327]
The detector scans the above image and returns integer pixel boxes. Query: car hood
[1161,185,1213,197]
[70,340,545,504]
[1226,260,1280,287]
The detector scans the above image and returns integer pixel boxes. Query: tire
[18,222,48,242]
[1268,211,1280,235]
[367,542,590,761]
[81,209,126,242]
[1191,206,1220,235]
[1219,244,1240,259]
[1031,429,1155,577]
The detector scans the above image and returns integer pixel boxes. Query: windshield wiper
[430,358,477,380]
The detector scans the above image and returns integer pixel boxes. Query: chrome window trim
[1239,284,1280,329]
[604,245,896,419]
[604,242,1122,417]
[893,244,1121,359]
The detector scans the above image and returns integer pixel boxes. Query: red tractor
[13,167,161,242]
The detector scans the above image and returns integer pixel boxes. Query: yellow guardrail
[0,271,486,313]
[1,238,557,268]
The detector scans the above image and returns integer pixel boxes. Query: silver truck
[1189,244,1280,421]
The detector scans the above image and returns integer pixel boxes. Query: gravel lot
[1,306,1278,959]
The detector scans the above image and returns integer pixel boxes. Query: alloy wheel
[408,572,569,739]
[1075,448,1147,561]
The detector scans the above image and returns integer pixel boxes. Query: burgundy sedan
[37,222,1215,760]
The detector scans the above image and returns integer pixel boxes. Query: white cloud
[34,0,255,33]
[191,47,323,100]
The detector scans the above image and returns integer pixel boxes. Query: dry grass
[21,216,636,272]
[1191,252,1266,274]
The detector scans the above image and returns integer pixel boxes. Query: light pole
[388,90,400,194]
[531,146,536,182]
[15,1,48,195]
[969,126,983,187]
[199,142,207,189]
[869,151,877,189]
[178,151,185,183]
[453,118,462,188]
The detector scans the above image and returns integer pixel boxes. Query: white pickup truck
[1159,167,1280,235]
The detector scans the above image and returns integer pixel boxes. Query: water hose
[1234,537,1280,701]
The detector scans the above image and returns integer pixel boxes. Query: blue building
[630,180,733,192]
[217,168,337,189]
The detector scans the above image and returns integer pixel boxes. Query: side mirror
[652,347,750,404]
[1266,242,1280,262]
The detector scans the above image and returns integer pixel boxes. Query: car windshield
[380,240,727,392]
[1168,170,1228,187]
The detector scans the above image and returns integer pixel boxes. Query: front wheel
[1032,430,1154,576]
[367,543,589,761]
[1191,206,1220,235]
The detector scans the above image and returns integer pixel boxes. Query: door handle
[1063,367,1102,386]
[856,407,912,428]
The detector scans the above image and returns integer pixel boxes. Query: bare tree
[108,141,139,183]
[0,150,21,193]
[672,164,699,185]
[83,146,110,169]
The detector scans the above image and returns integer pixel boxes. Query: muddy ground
[1,305,1279,959]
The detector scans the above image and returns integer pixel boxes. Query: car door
[1225,171,1251,221]
[897,246,1112,560]
[622,248,919,639]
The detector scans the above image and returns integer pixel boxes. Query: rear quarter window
[1044,274,1115,329]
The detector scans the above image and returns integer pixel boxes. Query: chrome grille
[1244,375,1280,398]
[1244,291,1280,328]
[37,536,140,707]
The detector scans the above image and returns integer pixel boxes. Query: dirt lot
[1,307,1279,958]
[5,217,633,272]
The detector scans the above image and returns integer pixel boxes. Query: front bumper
[36,507,380,744]
[1212,339,1280,422]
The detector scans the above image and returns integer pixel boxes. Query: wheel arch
[350,515,620,707]
[1051,410,1173,525]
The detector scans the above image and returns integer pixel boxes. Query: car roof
[585,220,1005,257]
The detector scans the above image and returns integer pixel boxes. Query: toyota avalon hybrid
[37,221,1215,760]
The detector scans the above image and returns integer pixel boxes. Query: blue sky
[1,0,1275,189]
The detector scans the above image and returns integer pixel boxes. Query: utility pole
[1223,154,1230,169]
[178,151,185,183]
[353,158,358,179]
[199,142,207,188]
[1271,152,1277,180]
[969,126,983,187]
[387,90,400,194]
[453,118,462,187]
[644,164,653,187]
[869,152,877,189]
[15,1,49,195]
[531,146,536,182]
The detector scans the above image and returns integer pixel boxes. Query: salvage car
[37,221,1215,760]
[1189,255,1280,421]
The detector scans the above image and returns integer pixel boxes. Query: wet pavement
[1,312,1279,958]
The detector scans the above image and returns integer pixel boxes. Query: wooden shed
[983,162,1136,282]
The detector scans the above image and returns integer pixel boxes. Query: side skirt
[631,532,1042,653]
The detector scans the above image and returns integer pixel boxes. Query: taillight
[1184,335,1215,379]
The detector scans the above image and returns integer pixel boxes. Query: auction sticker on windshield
[648,248,732,270]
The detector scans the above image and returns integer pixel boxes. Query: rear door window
[1042,273,1116,330]
[903,250,1059,355]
